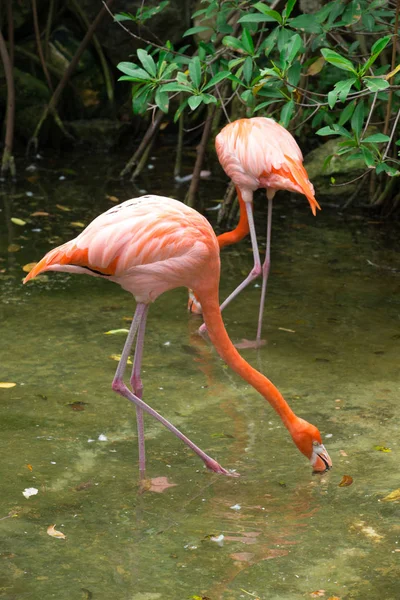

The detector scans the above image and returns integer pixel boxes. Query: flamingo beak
[311,443,332,473]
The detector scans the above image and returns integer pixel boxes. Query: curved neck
[196,286,298,433]
[217,188,250,249]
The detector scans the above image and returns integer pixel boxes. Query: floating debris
[339,475,353,487]
[22,487,38,499]
[47,524,66,539]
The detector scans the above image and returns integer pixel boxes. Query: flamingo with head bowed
[24,195,331,477]
[192,117,320,349]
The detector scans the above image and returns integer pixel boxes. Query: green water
[1,151,399,600]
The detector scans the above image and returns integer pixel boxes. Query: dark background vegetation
[0,0,399,217]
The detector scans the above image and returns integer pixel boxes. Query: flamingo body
[25,195,331,476]
[195,117,320,347]
[215,117,319,213]
[29,196,218,303]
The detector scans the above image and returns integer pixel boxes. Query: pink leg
[130,305,149,477]
[112,303,238,477]
[255,196,273,345]
[199,201,261,334]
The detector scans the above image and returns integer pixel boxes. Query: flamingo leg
[112,303,237,477]
[199,201,262,334]
[130,304,149,477]
[255,196,273,345]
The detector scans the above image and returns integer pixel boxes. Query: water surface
[0,150,399,599]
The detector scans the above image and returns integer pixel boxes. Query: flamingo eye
[312,441,319,446]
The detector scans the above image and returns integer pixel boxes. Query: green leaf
[137,49,156,77]
[159,82,190,93]
[253,2,283,23]
[338,100,356,126]
[371,35,391,56]
[361,146,376,167]
[253,99,278,112]
[241,28,255,55]
[328,77,357,107]
[363,78,390,92]
[322,154,334,170]
[362,133,390,143]
[174,97,189,123]
[376,162,399,176]
[351,101,364,140]
[183,25,213,37]
[228,57,245,69]
[117,62,151,80]
[328,88,338,109]
[285,33,302,63]
[280,99,295,128]
[132,85,152,114]
[283,0,297,20]
[320,49,357,73]
[155,88,169,113]
[361,36,392,75]
[188,95,203,110]
[243,56,253,84]
[289,14,322,33]
[202,70,232,91]
[201,93,217,105]
[287,61,301,87]
[114,12,135,22]
[238,13,278,23]
[277,27,292,52]
[222,36,246,52]
[262,28,279,56]
[316,125,351,137]
[189,57,201,89]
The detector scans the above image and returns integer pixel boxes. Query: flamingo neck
[217,188,250,249]
[196,287,298,433]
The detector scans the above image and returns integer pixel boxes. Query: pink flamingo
[197,117,320,348]
[24,195,331,477]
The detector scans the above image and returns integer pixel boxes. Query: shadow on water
[0,149,400,599]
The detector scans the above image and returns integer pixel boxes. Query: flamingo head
[188,289,203,315]
[291,418,332,473]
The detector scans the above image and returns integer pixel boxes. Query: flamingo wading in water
[24,195,331,477]
[196,117,320,348]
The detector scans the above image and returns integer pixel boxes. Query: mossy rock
[49,26,95,73]
[305,138,366,198]
[0,68,50,111]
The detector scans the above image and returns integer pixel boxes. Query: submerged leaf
[22,262,38,273]
[104,329,130,335]
[142,476,177,493]
[382,488,400,502]
[8,244,21,253]
[47,524,66,539]
[56,204,71,211]
[339,475,353,487]
[11,218,26,226]
[106,195,120,203]
[0,382,16,388]
[109,354,132,365]
[30,211,50,217]
[70,221,86,228]
[373,445,391,452]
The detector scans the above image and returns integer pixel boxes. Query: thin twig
[384,0,400,134]
[361,91,378,140]
[382,108,400,161]
[330,170,370,187]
